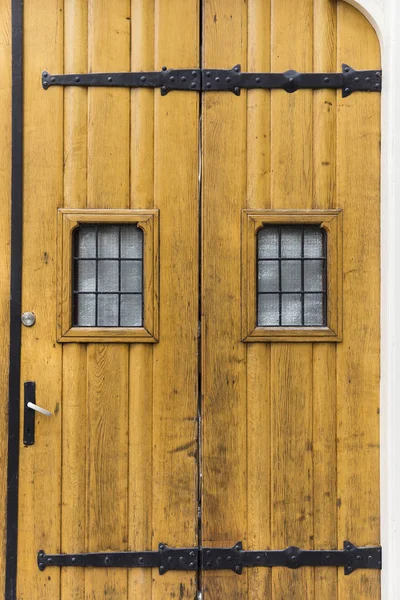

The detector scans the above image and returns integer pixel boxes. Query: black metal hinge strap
[42,67,202,96]
[42,64,381,98]
[38,541,381,576]
[38,544,198,575]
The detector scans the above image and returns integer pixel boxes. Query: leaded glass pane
[257,224,327,327]
[73,224,144,327]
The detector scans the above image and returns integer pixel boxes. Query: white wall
[344,1,398,598]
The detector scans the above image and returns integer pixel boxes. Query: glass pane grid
[73,224,144,327]
[257,224,327,327]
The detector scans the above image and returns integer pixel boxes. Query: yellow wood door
[13,1,380,599]
[17,1,199,599]
[201,1,380,599]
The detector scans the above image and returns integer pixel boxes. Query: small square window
[72,225,144,327]
[57,209,159,343]
[242,210,342,343]
[257,225,327,327]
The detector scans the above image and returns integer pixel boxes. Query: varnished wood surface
[7,2,380,599]
[202,1,380,599]
[0,0,11,594]
[17,1,199,599]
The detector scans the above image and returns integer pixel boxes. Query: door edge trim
[5,1,23,598]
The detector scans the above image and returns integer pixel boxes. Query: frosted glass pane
[98,260,119,292]
[98,226,119,258]
[282,294,302,325]
[76,294,96,326]
[121,261,142,293]
[120,294,142,327]
[304,228,324,258]
[258,294,279,326]
[304,260,324,292]
[304,294,324,326]
[97,294,119,326]
[281,226,302,258]
[281,260,302,292]
[258,227,279,258]
[77,227,96,258]
[76,260,96,292]
[258,261,279,292]
[121,226,143,258]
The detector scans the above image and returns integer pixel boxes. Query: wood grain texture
[152,1,199,597]
[61,6,88,597]
[17,1,64,598]
[270,2,314,597]
[246,3,272,596]
[86,2,131,598]
[312,3,339,598]
[0,0,11,594]
[202,0,248,597]
[129,2,155,596]
[336,3,381,599]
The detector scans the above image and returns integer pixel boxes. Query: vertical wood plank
[312,2,338,598]
[86,3,130,599]
[0,0,11,594]
[246,1,272,599]
[202,0,248,597]
[152,0,199,598]
[336,3,381,599]
[61,3,88,599]
[129,1,155,599]
[17,0,64,598]
[270,1,314,598]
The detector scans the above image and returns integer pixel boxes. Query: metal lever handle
[27,402,52,417]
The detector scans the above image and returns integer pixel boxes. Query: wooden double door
[13,0,380,598]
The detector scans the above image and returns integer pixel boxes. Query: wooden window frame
[241,209,343,343]
[57,209,159,343]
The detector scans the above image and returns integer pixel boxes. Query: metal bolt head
[108,77,112,82]
[215,77,220,82]
[344,88,350,94]
[47,558,53,564]
[71,557,76,564]
[206,71,211,77]
[234,87,240,94]
[324,77,330,83]
[162,85,167,92]
[206,82,211,89]
[354,76,360,82]
[234,66,240,73]
[51,77,56,83]
[21,312,36,327]
[162,66,167,71]
[344,67,350,73]
[181,76,187,82]
[226,77,231,83]
[366,76,371,82]
[159,566,166,574]
[43,72,48,78]
[192,71,197,77]
[140,76,146,82]
[375,83,381,89]
[191,82,197,88]
[170,76,175,82]
[255,77,261,83]
[159,544,165,551]
[75,76,80,83]
[235,565,241,573]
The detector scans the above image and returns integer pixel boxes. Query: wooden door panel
[17,1,199,599]
[201,2,380,600]
[12,1,380,599]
